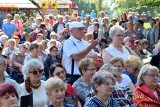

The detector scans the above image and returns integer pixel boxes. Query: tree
[134,0,160,8]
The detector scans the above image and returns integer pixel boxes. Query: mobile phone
[93,30,98,40]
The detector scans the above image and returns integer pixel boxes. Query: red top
[65,84,76,97]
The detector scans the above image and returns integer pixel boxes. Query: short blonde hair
[45,77,65,95]
[137,64,159,85]
[124,55,143,70]
[7,39,16,46]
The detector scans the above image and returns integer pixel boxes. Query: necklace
[30,81,41,89]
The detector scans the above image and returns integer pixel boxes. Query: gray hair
[22,59,44,80]
[45,77,65,95]
[100,63,117,72]
[137,64,159,85]
[109,25,125,39]
[91,70,116,94]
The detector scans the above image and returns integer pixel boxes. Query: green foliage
[134,0,160,8]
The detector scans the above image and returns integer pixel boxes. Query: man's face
[71,28,85,40]
[58,17,63,23]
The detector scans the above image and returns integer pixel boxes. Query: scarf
[133,84,160,107]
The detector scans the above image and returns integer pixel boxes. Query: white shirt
[20,80,48,107]
[63,36,94,74]
[57,24,64,40]
[115,74,131,88]
[105,44,131,61]
[23,54,43,64]
[2,47,19,58]
[87,25,94,33]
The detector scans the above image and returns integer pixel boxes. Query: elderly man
[53,15,65,40]
[63,21,98,84]
[0,55,25,97]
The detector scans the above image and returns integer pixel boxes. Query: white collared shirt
[63,36,94,74]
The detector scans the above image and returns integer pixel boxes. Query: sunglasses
[29,69,44,75]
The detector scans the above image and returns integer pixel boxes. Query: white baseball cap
[69,21,85,30]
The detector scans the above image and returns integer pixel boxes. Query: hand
[90,39,99,48]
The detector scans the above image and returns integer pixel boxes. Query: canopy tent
[0,0,38,9]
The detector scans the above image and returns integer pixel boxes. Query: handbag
[64,91,77,107]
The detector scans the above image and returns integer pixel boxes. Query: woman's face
[53,67,66,81]
[113,61,123,75]
[38,45,43,53]
[112,31,124,45]
[0,93,18,107]
[127,23,133,30]
[8,42,15,48]
[50,48,58,57]
[82,63,96,81]
[126,65,140,76]
[49,88,65,104]
[31,48,39,54]
[95,78,114,97]
[143,70,158,88]
[28,66,43,82]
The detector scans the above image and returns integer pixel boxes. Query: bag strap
[68,39,76,77]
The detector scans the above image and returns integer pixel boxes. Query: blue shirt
[122,70,137,84]
[2,22,16,37]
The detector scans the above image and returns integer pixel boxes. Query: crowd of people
[0,10,160,107]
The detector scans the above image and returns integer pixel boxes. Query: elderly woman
[49,63,82,107]
[72,58,97,106]
[24,43,43,64]
[109,57,135,94]
[20,59,48,107]
[10,44,27,83]
[44,46,61,79]
[102,25,137,64]
[122,55,143,85]
[133,64,160,106]
[86,63,135,107]
[45,77,74,107]
[0,84,19,107]
[84,71,120,107]
[2,39,19,58]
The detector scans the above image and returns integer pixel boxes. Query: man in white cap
[63,21,98,84]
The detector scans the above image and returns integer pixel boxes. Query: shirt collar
[70,35,82,43]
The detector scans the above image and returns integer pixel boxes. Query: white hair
[22,59,44,80]
[109,25,125,39]
[0,35,8,43]
[137,64,159,85]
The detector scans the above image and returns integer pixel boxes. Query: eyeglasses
[144,74,159,78]
[29,69,44,75]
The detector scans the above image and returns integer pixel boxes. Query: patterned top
[86,88,135,107]
[72,77,91,102]
[84,96,120,107]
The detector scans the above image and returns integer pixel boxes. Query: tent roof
[0,0,38,9]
